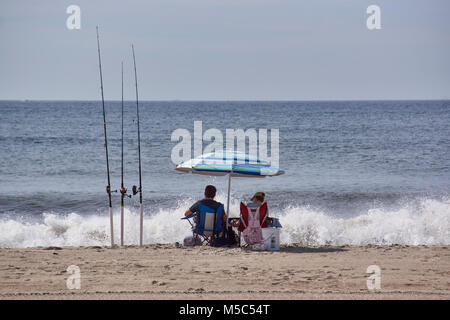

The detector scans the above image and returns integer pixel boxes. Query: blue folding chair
[182,203,225,245]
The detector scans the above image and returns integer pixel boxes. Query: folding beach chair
[238,202,269,246]
[182,203,225,245]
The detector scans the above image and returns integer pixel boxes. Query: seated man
[184,185,225,220]
[184,185,227,242]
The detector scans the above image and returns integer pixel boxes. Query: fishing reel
[120,187,132,198]
[132,185,140,196]
[106,186,118,195]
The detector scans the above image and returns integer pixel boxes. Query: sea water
[0,100,449,247]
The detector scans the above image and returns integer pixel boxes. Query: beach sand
[0,244,448,300]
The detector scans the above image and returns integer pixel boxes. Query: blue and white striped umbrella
[175,151,285,216]
[175,151,285,177]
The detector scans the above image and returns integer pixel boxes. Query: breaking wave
[0,197,449,248]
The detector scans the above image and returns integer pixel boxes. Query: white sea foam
[0,197,448,248]
[278,198,449,246]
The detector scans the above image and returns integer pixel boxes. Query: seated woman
[246,192,267,218]
[230,192,268,226]
[231,192,270,245]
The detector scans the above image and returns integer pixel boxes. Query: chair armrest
[181,212,199,220]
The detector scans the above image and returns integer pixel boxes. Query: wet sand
[0,244,449,300]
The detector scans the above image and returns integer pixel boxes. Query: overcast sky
[0,0,449,100]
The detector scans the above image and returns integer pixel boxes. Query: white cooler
[261,227,280,251]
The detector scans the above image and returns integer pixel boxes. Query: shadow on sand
[278,245,348,254]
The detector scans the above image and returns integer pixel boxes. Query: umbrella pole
[226,174,231,224]
[227,173,241,246]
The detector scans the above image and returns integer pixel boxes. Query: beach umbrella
[175,150,285,216]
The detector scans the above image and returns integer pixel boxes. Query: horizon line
[1,98,449,103]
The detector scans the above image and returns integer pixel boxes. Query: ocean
[0,100,449,247]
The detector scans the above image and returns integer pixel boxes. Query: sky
[0,0,449,100]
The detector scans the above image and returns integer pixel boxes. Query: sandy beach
[0,244,448,300]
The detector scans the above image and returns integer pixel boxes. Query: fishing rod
[96,26,115,247]
[120,61,126,246]
[131,44,144,247]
